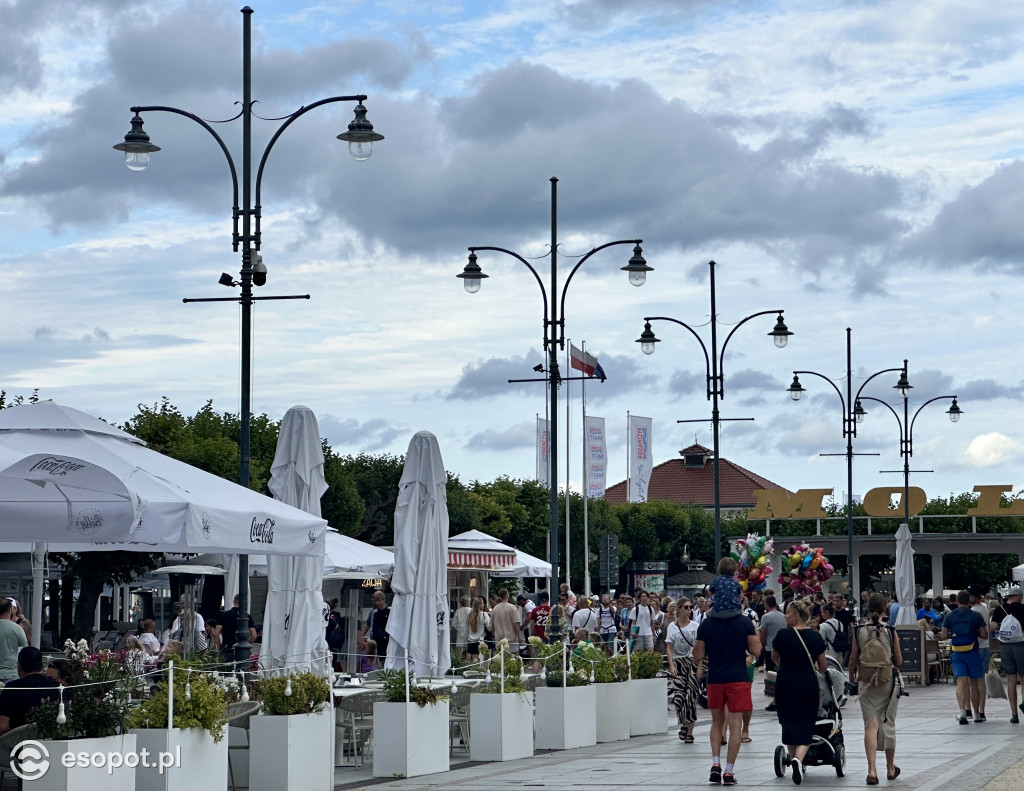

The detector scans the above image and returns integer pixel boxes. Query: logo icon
[73,507,103,534]
[201,512,212,538]
[11,740,50,780]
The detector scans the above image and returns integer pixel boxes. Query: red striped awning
[447,550,516,569]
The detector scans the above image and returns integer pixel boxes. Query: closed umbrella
[893,524,917,626]
[384,431,450,679]
[264,406,330,674]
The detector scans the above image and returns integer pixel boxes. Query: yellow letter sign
[748,489,833,519]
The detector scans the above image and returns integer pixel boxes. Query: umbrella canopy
[243,531,394,579]
[894,523,918,626]
[492,548,552,579]
[264,406,331,674]
[384,431,450,678]
[1013,563,1024,582]
[0,401,326,556]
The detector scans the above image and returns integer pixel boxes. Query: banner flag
[570,343,606,381]
[536,417,550,488]
[585,416,607,499]
[627,415,652,503]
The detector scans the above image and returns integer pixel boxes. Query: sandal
[741,736,752,743]
[866,775,879,785]
[683,734,695,743]
[887,767,901,781]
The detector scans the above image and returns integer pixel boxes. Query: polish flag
[570,344,606,380]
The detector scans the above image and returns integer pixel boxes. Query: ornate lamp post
[636,260,791,565]
[112,6,383,667]
[458,176,650,640]
[786,327,905,594]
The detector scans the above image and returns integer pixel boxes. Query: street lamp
[636,259,791,565]
[458,176,650,641]
[113,6,383,668]
[857,360,961,524]
[786,327,905,595]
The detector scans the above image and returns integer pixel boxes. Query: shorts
[950,649,984,680]
[1001,642,1024,676]
[707,681,753,712]
[979,647,991,669]
[634,634,654,652]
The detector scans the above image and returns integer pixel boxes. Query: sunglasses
[681,605,692,610]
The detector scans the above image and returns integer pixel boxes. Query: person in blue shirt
[940,590,989,724]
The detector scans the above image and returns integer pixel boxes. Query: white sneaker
[958,710,969,725]
[791,759,803,785]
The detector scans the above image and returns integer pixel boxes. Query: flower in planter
[30,639,134,741]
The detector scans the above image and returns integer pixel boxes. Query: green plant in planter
[527,636,567,674]
[31,639,133,740]
[544,671,591,688]
[254,672,330,716]
[381,670,446,707]
[629,650,666,679]
[476,640,527,694]
[571,644,626,683]
[127,671,229,742]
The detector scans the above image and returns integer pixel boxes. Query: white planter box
[470,691,534,761]
[372,700,450,778]
[32,734,136,791]
[534,685,596,750]
[595,682,631,742]
[249,708,333,791]
[228,726,249,788]
[132,727,227,791]
[629,677,668,736]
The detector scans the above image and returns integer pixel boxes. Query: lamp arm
[645,316,712,398]
[908,395,958,446]
[254,94,368,250]
[131,105,240,249]
[859,396,905,446]
[792,370,847,432]
[557,239,642,346]
[469,245,549,345]
[719,309,784,368]
[853,367,905,402]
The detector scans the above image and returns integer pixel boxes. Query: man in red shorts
[693,607,761,785]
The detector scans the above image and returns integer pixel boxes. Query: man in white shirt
[628,591,662,651]
[571,596,597,635]
[517,594,535,646]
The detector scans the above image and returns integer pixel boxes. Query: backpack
[998,612,1024,644]
[827,618,850,653]
[857,623,893,686]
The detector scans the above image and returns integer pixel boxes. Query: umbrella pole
[404,648,410,703]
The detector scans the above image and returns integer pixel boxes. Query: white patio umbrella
[384,431,450,679]
[1014,563,1024,583]
[492,548,552,579]
[893,523,918,626]
[240,530,395,579]
[264,406,331,675]
[0,401,327,645]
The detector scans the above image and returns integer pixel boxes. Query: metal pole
[845,328,855,593]
[548,176,561,642]
[565,340,571,593]
[709,261,722,567]
[582,341,590,596]
[234,6,254,669]
[903,361,911,525]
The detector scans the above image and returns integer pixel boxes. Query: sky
[2,0,1024,517]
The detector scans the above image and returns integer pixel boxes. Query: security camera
[533,364,544,372]
[218,273,235,287]
[252,255,267,287]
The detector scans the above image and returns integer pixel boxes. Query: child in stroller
[774,655,849,779]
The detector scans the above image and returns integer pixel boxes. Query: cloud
[903,162,1024,272]
[446,351,546,400]
[669,370,705,395]
[465,421,534,452]
[955,378,1024,401]
[728,368,784,392]
[965,432,1022,468]
[318,415,406,453]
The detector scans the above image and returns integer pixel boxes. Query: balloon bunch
[777,543,834,595]
[731,533,774,592]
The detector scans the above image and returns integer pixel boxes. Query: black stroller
[774,656,849,778]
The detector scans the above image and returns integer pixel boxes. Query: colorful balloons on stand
[731,533,774,592]
[777,543,834,595]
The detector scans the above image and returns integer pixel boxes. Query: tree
[51,552,160,640]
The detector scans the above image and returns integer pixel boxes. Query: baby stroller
[774,655,849,778]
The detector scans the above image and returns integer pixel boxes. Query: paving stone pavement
[330,675,1024,790]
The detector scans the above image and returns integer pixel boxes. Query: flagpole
[582,340,591,596]
[565,339,571,596]
[626,410,631,503]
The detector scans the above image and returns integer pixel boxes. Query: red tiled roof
[605,444,792,507]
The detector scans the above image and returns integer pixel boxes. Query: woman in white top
[137,619,162,656]
[666,596,700,742]
[465,597,490,661]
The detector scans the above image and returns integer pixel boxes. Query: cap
[1007,586,1023,598]
[515,594,527,602]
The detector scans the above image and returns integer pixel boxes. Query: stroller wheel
[834,743,846,777]
[774,745,789,778]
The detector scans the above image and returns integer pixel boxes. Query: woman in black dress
[771,598,828,785]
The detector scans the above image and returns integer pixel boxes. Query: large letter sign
[861,486,926,518]
[748,489,833,519]
[967,485,1024,516]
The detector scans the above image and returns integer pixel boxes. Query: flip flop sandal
[683,735,695,743]
[741,737,752,743]
[866,775,879,785]
[887,767,901,781]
